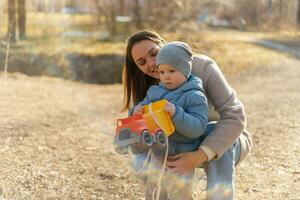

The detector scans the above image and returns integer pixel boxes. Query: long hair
[123,30,166,110]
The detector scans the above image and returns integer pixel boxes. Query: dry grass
[1,54,300,199]
[1,10,300,200]
[261,30,300,52]
[0,12,126,56]
[0,73,140,199]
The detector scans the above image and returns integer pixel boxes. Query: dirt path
[233,57,300,200]
[253,39,300,59]
[236,35,300,59]
[0,54,300,199]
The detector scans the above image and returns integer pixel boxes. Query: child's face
[158,64,187,90]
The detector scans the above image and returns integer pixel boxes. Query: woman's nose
[148,58,156,71]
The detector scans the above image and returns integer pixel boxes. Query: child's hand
[164,102,176,117]
[133,105,143,115]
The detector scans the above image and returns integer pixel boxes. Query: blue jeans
[132,122,241,200]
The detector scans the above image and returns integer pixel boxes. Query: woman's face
[131,40,161,79]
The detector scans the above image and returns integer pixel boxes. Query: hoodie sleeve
[192,55,247,159]
[129,85,163,116]
[129,94,152,116]
[171,91,208,138]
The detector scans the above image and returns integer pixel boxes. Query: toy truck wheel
[141,130,154,146]
[155,131,167,148]
[115,146,128,154]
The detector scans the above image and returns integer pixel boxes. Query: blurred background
[1,1,300,199]
[0,0,299,84]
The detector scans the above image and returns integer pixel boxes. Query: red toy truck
[114,113,167,154]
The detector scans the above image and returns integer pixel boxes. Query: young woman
[123,30,252,200]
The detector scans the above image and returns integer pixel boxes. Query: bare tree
[93,0,117,37]
[142,0,182,30]
[133,0,143,29]
[18,0,26,39]
[268,0,272,11]
[298,0,300,25]
[139,0,205,31]
[279,0,283,17]
[119,0,125,15]
[234,0,262,27]
[8,0,17,43]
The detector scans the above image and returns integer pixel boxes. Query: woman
[123,30,252,200]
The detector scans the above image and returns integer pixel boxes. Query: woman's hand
[167,148,208,174]
[164,102,176,117]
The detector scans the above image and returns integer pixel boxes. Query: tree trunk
[119,0,125,15]
[133,0,143,29]
[93,0,102,24]
[108,4,117,36]
[278,0,287,22]
[8,0,17,43]
[94,0,117,37]
[51,0,56,13]
[18,0,26,40]
[297,0,300,26]
[268,0,272,12]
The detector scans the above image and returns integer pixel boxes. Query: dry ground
[1,53,300,199]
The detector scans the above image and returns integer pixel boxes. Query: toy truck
[114,100,175,155]
[114,113,167,154]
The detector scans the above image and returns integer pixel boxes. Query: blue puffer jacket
[136,74,208,155]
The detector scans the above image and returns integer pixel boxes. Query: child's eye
[169,70,176,73]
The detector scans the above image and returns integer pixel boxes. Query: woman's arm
[192,55,246,159]
[167,55,247,172]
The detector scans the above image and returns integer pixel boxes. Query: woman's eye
[139,61,145,66]
[151,51,158,57]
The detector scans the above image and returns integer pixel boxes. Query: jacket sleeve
[129,97,151,116]
[192,55,247,159]
[171,92,208,138]
[128,86,158,116]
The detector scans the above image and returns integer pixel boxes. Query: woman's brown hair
[123,30,165,111]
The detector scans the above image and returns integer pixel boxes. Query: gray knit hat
[156,41,193,78]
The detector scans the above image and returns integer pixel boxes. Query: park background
[0,0,300,199]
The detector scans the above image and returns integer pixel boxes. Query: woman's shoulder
[191,54,217,71]
[192,54,215,64]
[191,54,222,85]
